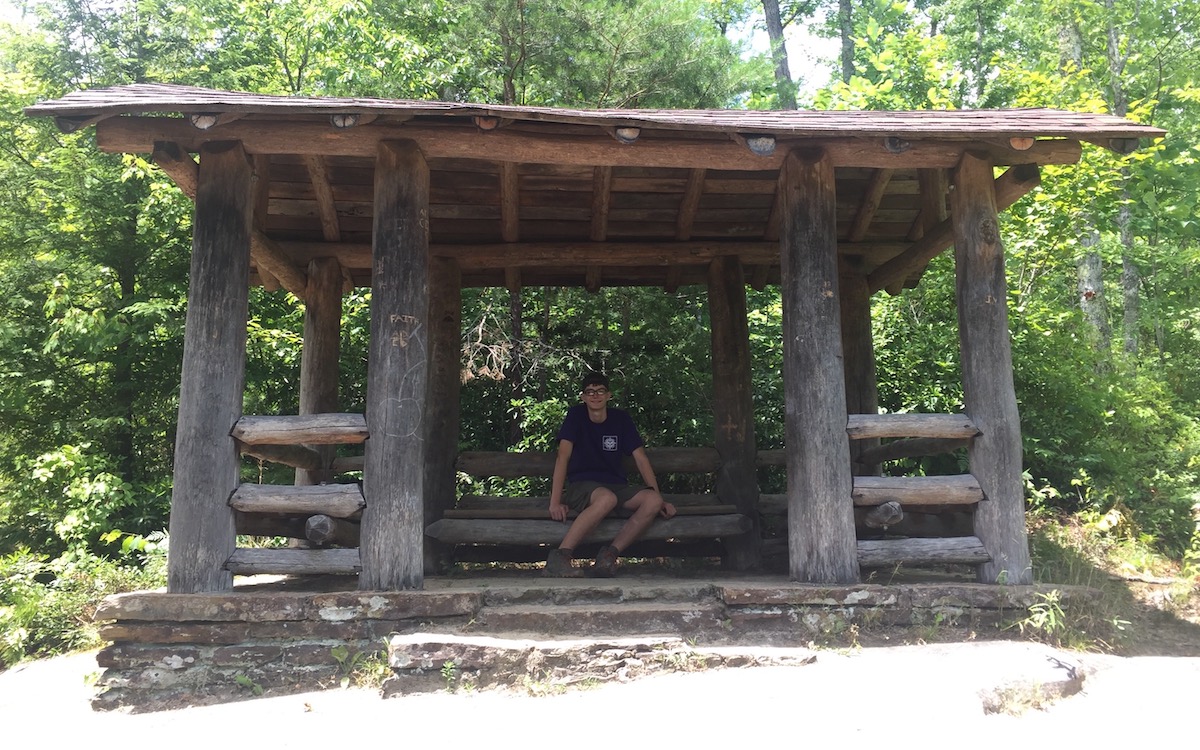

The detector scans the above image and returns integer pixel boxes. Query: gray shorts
[563,481,648,513]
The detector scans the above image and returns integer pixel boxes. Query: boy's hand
[549,500,569,522]
[659,502,677,519]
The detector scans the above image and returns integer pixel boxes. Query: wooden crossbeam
[675,168,706,240]
[847,168,893,242]
[500,161,520,242]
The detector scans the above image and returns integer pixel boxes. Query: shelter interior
[27,84,1164,592]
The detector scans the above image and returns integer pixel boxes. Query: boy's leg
[559,486,618,550]
[609,488,664,551]
[592,488,664,577]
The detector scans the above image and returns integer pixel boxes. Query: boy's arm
[549,439,573,522]
[631,446,676,518]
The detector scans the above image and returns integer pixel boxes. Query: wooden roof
[27,84,1165,294]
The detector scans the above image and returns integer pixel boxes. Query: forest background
[0,0,1197,667]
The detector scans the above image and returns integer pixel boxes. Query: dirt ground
[2,638,1196,747]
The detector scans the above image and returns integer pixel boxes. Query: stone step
[471,580,720,608]
[470,601,726,638]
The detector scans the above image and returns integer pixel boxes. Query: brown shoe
[591,545,619,578]
[543,548,583,578]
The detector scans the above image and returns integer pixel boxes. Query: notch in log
[884,136,911,154]
[732,133,776,156]
[611,126,641,144]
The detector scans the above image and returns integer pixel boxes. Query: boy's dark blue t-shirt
[556,404,644,485]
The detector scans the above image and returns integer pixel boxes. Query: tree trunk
[839,0,855,83]
[761,0,796,109]
[1076,240,1112,360]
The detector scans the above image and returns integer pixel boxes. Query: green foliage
[0,542,166,668]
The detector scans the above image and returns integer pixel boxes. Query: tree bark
[779,148,858,583]
[167,141,253,593]
[951,151,1032,585]
[761,0,797,109]
[839,0,855,83]
[360,140,431,591]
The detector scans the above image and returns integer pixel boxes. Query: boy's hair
[580,372,610,391]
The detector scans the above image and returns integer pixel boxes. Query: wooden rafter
[847,168,893,242]
[675,168,706,241]
[304,154,342,242]
[500,161,520,242]
[867,162,1040,293]
[590,166,612,241]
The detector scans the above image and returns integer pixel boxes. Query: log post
[167,141,253,593]
[296,257,343,485]
[779,149,858,583]
[424,256,462,573]
[706,255,761,570]
[839,269,880,476]
[951,151,1032,585]
[360,140,430,590]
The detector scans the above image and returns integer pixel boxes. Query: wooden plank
[780,148,858,583]
[857,536,990,567]
[232,413,368,445]
[229,482,365,517]
[846,413,979,439]
[424,515,752,545]
[360,139,430,590]
[455,447,720,477]
[708,255,760,569]
[296,257,343,485]
[166,141,253,594]
[852,474,984,506]
[225,547,362,576]
[952,151,1032,584]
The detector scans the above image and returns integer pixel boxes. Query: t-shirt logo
[602,435,618,452]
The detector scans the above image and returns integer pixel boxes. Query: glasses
[582,388,608,397]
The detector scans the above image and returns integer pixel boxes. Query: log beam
[707,256,760,569]
[232,413,368,445]
[952,151,1032,584]
[867,163,1042,293]
[229,482,366,517]
[105,118,1084,170]
[780,148,858,583]
[167,141,253,593]
[846,413,979,439]
[676,168,706,241]
[296,257,343,485]
[360,139,431,590]
[857,536,989,567]
[424,256,462,573]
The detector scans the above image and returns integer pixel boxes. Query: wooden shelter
[27,84,1163,593]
